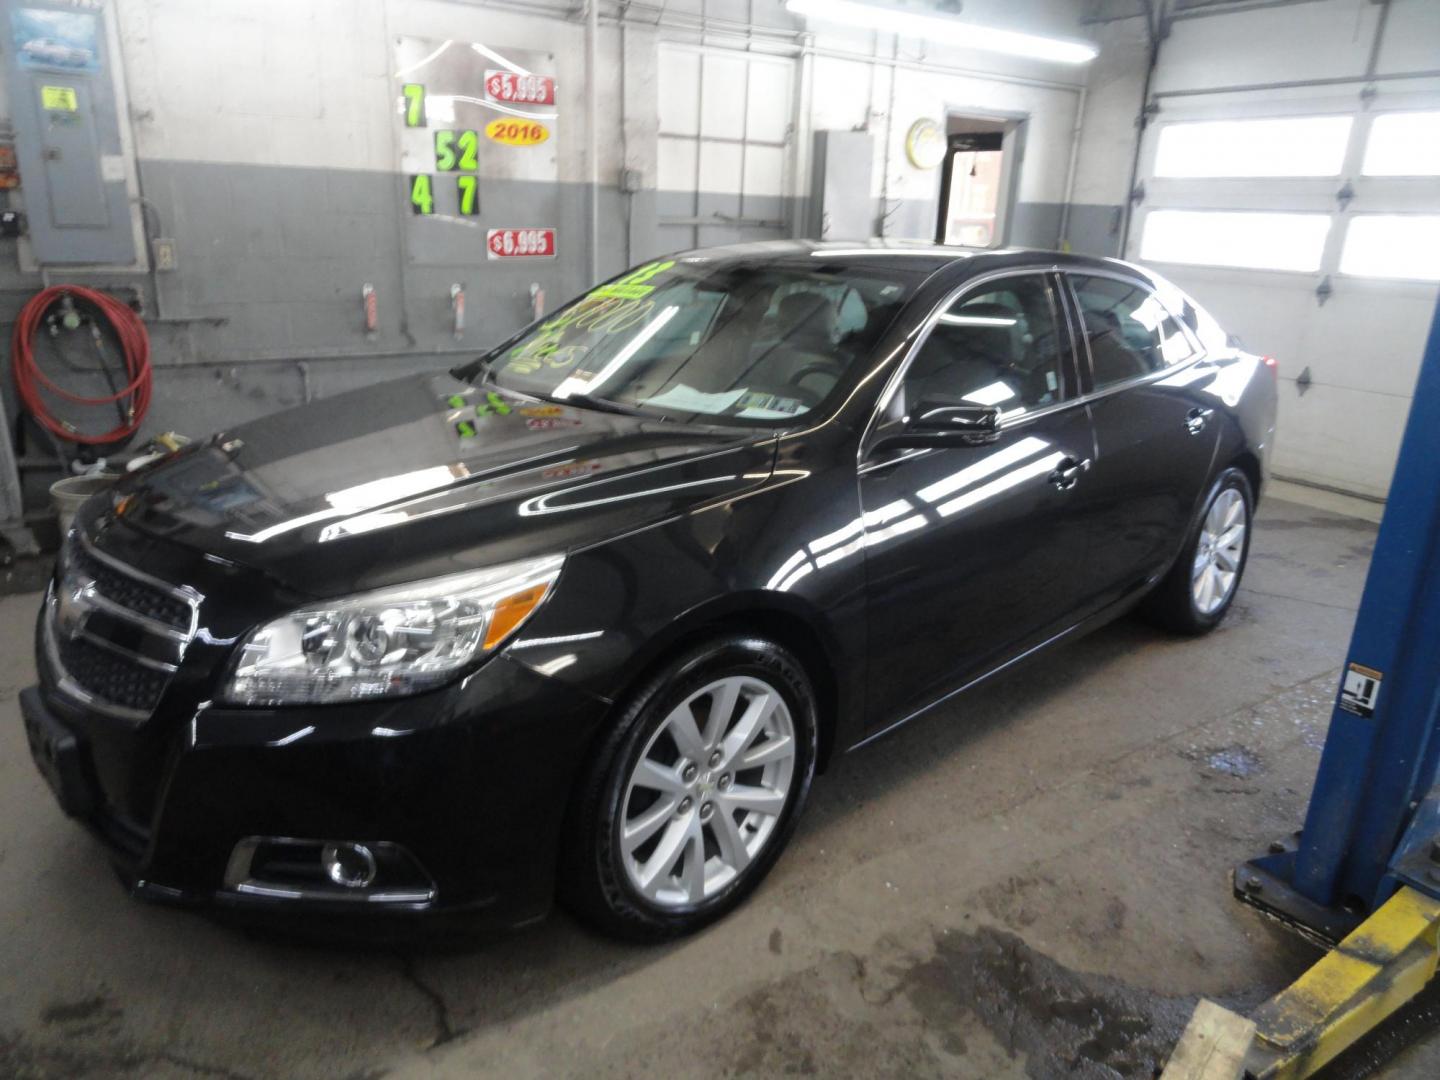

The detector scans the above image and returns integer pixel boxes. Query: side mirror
[871,402,1002,452]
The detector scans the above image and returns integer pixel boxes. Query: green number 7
[457,175,478,215]
[402,83,426,128]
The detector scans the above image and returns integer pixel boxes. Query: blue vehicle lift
[1162,297,1440,1080]
[1238,291,1440,942]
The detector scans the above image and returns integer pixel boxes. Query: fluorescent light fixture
[785,0,1098,64]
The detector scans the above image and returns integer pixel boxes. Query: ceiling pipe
[587,0,600,281]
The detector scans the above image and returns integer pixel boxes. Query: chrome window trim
[856,264,1215,473]
[858,266,1086,467]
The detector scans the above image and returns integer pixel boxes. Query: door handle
[1048,456,1091,491]
[1185,407,1215,436]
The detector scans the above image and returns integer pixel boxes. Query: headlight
[221,555,564,706]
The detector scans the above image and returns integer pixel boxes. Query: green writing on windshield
[590,260,675,301]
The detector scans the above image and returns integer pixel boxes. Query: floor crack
[397,953,466,1050]
[151,1050,261,1080]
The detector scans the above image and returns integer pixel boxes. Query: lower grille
[55,631,171,713]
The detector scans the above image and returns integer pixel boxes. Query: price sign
[487,228,556,259]
[484,70,555,106]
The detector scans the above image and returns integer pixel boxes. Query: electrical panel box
[2,1,135,265]
[809,131,876,241]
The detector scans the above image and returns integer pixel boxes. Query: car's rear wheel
[1142,468,1254,635]
[558,635,817,941]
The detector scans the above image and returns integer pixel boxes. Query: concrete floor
[1,495,1436,1079]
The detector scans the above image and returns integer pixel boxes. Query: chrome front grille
[46,530,200,722]
[68,541,194,630]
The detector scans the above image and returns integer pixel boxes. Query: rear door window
[1068,275,1197,391]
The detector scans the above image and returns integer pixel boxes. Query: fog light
[322,842,377,889]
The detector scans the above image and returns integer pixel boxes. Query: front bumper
[23,647,611,929]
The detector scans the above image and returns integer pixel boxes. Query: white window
[1153,116,1352,178]
[1140,210,1332,272]
[1362,112,1440,177]
[656,45,795,249]
[1339,215,1440,281]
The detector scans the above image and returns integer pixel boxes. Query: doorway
[935,115,1020,248]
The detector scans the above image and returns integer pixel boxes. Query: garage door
[656,43,796,252]
[1126,88,1440,500]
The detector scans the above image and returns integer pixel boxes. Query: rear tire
[558,635,817,941]
[1141,468,1254,635]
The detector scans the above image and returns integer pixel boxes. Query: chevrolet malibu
[22,242,1276,940]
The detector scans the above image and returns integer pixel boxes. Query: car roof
[668,239,1157,285]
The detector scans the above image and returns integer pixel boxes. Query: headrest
[776,292,835,351]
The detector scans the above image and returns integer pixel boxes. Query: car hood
[111,372,777,596]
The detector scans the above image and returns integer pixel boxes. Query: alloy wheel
[1192,487,1247,616]
[619,674,797,907]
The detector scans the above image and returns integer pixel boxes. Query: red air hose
[11,285,152,445]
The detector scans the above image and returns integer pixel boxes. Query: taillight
[1262,355,1278,374]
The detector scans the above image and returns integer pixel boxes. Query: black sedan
[22,242,1277,940]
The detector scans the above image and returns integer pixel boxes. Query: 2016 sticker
[485,119,549,147]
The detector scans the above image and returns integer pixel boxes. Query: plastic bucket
[50,474,119,537]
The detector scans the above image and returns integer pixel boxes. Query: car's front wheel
[559,635,817,941]
[1143,467,1254,634]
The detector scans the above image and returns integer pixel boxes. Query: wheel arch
[1228,448,1263,504]
[598,591,848,775]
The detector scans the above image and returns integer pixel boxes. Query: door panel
[1064,273,1222,610]
[859,271,1095,728]
[860,415,1097,725]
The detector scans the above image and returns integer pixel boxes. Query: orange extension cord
[11,285,152,446]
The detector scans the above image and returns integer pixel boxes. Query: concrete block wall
[1,0,1099,494]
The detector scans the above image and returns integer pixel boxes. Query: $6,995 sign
[487,228,556,259]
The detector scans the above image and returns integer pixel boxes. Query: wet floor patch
[902,926,1213,1079]
[1204,745,1264,778]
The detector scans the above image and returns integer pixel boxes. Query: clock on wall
[905,118,946,169]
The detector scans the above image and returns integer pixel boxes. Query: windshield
[472,257,921,425]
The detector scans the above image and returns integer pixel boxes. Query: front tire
[558,635,818,941]
[1142,468,1254,635]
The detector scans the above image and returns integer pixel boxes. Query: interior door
[859,272,1097,728]
[1062,272,1222,613]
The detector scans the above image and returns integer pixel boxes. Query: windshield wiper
[560,393,668,420]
